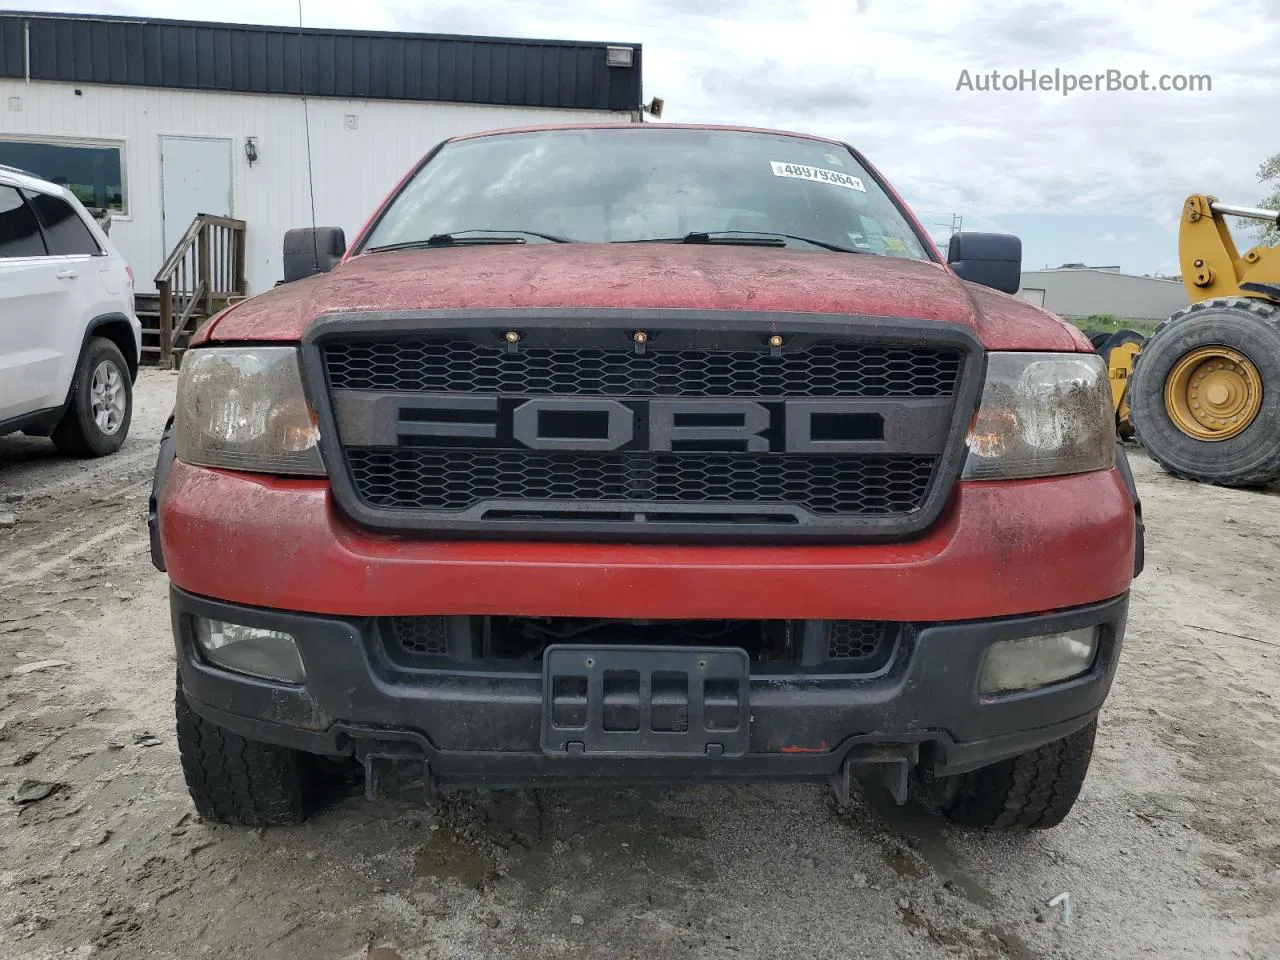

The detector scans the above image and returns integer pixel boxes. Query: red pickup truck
[149,123,1141,830]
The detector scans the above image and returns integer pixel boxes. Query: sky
[20,0,1280,275]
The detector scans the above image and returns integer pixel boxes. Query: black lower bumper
[172,588,1128,788]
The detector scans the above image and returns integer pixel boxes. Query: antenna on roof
[933,214,963,236]
[297,0,319,272]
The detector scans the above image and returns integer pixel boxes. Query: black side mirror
[947,232,1022,295]
[281,227,347,284]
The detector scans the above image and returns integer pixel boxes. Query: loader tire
[1085,330,1111,350]
[1099,328,1145,353]
[175,675,313,826]
[916,720,1096,830]
[1129,297,1280,486]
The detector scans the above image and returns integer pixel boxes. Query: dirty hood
[203,243,1086,351]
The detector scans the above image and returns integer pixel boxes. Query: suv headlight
[963,352,1113,480]
[175,347,324,475]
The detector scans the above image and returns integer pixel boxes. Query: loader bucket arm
[1179,194,1280,304]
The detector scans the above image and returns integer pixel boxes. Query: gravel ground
[0,368,1277,960]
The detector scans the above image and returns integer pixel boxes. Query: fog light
[193,618,305,684]
[979,628,1097,695]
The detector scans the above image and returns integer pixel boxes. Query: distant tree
[1258,153,1280,245]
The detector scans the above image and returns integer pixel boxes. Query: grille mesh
[384,616,896,670]
[387,616,448,655]
[323,338,961,399]
[345,449,936,515]
[828,621,890,661]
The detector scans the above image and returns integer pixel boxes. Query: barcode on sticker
[770,161,866,192]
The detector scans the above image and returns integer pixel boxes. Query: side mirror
[947,232,1022,295]
[281,227,347,284]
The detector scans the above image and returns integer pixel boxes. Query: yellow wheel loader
[1083,328,1145,439]
[1128,197,1280,485]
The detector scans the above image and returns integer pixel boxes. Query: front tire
[175,676,313,826]
[916,720,1097,830]
[51,337,133,457]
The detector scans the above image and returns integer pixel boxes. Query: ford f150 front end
[151,124,1140,830]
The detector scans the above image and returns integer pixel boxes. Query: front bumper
[173,587,1129,787]
[155,458,1136,621]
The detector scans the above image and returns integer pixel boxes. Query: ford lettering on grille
[309,318,982,540]
[331,394,954,455]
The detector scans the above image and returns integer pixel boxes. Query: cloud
[699,59,873,116]
[945,2,1143,65]
[15,0,1280,272]
[645,0,811,19]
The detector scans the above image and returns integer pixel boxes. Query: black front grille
[346,448,936,516]
[323,337,961,399]
[309,314,981,540]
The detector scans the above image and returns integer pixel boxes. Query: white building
[1017,265,1188,323]
[0,13,643,297]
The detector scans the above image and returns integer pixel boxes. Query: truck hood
[202,243,1086,351]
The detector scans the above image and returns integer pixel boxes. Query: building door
[159,137,232,257]
[1019,287,1046,307]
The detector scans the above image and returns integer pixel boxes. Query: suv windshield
[361,127,931,260]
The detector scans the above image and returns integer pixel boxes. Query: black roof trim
[0,12,642,112]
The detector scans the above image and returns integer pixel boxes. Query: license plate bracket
[542,645,750,758]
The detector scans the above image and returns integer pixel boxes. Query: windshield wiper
[365,229,573,253]
[621,232,783,248]
[690,231,863,253]
[433,229,573,244]
[622,231,862,253]
[365,237,521,252]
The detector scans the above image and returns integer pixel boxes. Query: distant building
[1055,262,1121,272]
[1017,264,1188,322]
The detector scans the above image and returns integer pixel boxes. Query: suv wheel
[175,675,313,826]
[915,720,1097,830]
[51,336,133,457]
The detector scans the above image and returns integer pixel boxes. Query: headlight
[963,352,1113,480]
[175,347,324,475]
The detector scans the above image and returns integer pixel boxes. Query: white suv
[0,165,141,457]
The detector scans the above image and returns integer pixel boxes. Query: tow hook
[831,745,919,807]
[356,740,435,805]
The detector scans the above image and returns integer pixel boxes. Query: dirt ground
[0,368,1277,960]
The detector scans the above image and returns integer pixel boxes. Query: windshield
[360,127,932,260]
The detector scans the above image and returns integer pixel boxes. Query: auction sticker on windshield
[770,161,866,192]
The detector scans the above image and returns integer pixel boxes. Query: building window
[0,139,126,215]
